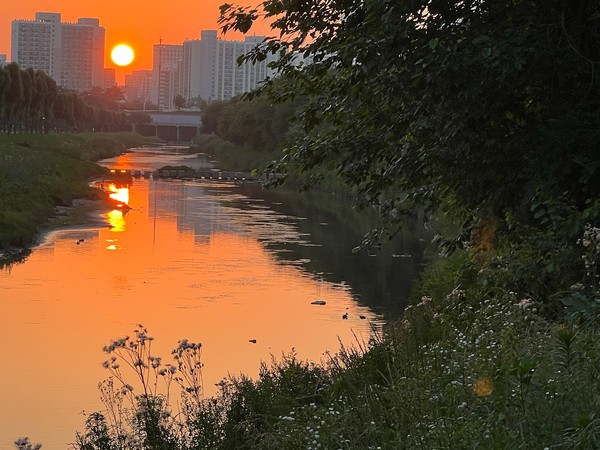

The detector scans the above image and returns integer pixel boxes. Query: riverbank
[56,142,600,448]
[5,136,598,449]
[70,242,600,450]
[0,132,159,265]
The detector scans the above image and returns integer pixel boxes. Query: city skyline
[0,0,269,81]
[9,10,278,108]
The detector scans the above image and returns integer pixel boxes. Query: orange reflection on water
[107,210,126,233]
[0,178,380,449]
[107,183,130,206]
[105,183,129,233]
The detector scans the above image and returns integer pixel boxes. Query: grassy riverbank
[71,240,600,449]
[0,132,158,256]
[8,135,598,450]
[67,137,600,450]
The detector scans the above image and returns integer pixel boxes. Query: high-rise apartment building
[147,31,276,110]
[124,70,153,107]
[11,12,105,92]
[181,31,275,103]
[60,18,105,91]
[151,43,183,110]
[103,68,117,88]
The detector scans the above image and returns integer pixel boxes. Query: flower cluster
[578,224,600,282]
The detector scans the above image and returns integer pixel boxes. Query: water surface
[0,148,427,448]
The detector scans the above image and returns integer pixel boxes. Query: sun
[111,44,135,66]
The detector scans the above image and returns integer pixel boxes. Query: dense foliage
[194,91,300,172]
[218,0,600,306]
[0,63,127,133]
[221,0,600,222]
[0,63,56,133]
[200,93,298,154]
[17,1,600,448]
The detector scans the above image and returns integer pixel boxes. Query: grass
[70,239,600,449]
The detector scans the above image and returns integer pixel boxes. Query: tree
[4,63,24,133]
[82,86,125,110]
[200,100,227,134]
[127,111,153,125]
[0,66,11,130]
[220,1,600,247]
[174,94,186,110]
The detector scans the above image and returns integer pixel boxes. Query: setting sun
[111,44,134,66]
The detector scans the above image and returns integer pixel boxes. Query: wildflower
[120,384,134,395]
[473,376,494,396]
[151,356,162,369]
[517,298,533,309]
[419,296,432,305]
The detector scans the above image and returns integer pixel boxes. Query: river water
[0,147,428,448]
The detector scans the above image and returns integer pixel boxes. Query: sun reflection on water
[105,184,130,234]
[107,210,126,233]
[0,170,389,450]
[108,183,130,205]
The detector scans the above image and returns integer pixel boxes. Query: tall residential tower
[181,31,275,103]
[11,12,105,92]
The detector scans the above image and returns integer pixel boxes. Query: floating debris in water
[311,300,327,305]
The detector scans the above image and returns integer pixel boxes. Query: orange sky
[0,1,270,80]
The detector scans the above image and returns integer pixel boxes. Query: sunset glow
[111,44,134,66]
[1,1,270,73]
[0,174,380,448]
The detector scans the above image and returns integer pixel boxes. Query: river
[0,147,428,448]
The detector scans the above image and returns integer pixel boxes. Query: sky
[0,0,270,81]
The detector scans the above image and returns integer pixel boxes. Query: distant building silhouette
[152,43,183,110]
[182,30,276,102]
[127,31,277,110]
[11,12,105,92]
[124,70,153,108]
[103,68,117,88]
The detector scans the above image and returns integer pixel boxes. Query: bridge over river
[130,110,202,142]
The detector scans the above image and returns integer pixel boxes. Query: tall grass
[73,246,600,449]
